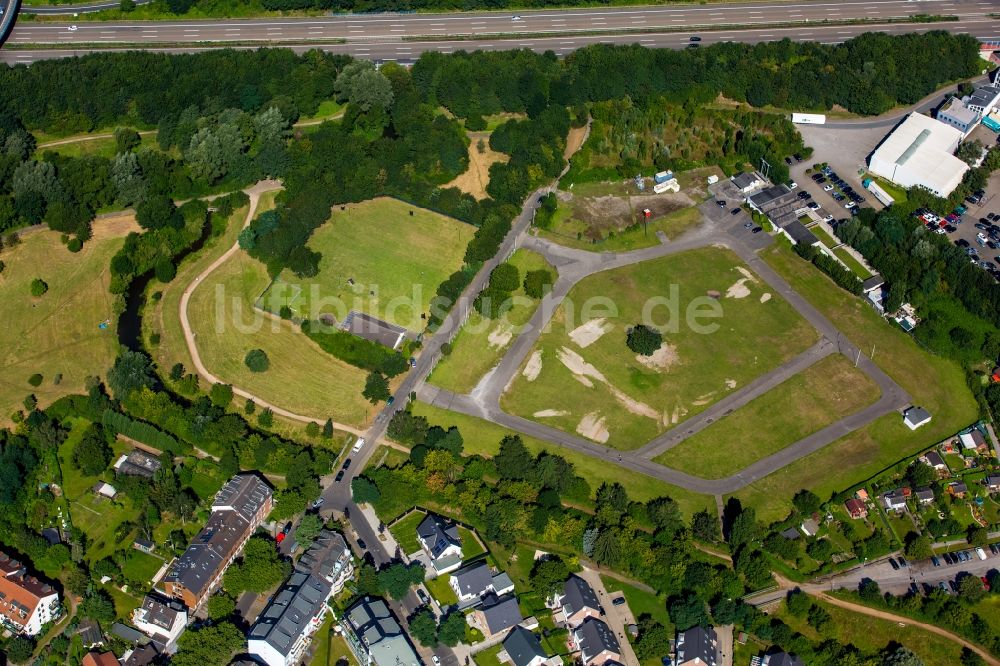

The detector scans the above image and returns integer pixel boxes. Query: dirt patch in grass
[760,293,772,303]
[635,343,679,372]
[533,409,568,417]
[487,324,513,350]
[557,346,606,383]
[443,132,509,200]
[577,411,609,443]
[569,317,613,348]
[726,278,752,299]
[565,125,588,160]
[522,350,543,382]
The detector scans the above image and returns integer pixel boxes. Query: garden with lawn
[655,354,881,478]
[388,510,426,556]
[259,197,473,332]
[425,574,459,606]
[501,247,818,450]
[0,216,133,423]
[429,249,557,394]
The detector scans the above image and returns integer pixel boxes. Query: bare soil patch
[533,409,569,418]
[557,346,607,384]
[93,212,140,240]
[726,278,752,299]
[565,124,588,160]
[488,324,513,350]
[443,132,509,200]
[635,343,679,372]
[569,318,612,349]
[522,350,543,382]
[760,293,772,303]
[577,411,609,443]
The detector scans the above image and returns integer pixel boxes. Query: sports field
[410,401,714,517]
[654,354,881,478]
[0,216,132,422]
[429,249,556,394]
[730,243,979,522]
[500,247,819,450]
[260,198,473,332]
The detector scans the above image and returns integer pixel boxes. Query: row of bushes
[101,408,185,455]
[793,243,863,295]
[300,320,409,377]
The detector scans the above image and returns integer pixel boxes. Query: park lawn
[184,235,372,426]
[775,597,965,666]
[35,132,159,160]
[832,247,872,280]
[474,644,504,666]
[121,550,164,585]
[102,582,143,620]
[599,576,670,628]
[654,354,881,478]
[298,100,343,124]
[429,249,556,394]
[971,596,1000,637]
[389,510,426,556]
[409,402,714,517]
[260,197,474,332]
[733,245,980,522]
[0,218,132,424]
[458,527,486,560]
[540,204,705,253]
[501,247,818,450]
[425,574,458,606]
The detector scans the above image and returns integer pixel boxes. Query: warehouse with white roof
[867,113,969,197]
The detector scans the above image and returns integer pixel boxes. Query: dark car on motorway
[689,35,701,41]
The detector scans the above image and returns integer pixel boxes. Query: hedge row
[301,321,408,377]
[101,408,187,454]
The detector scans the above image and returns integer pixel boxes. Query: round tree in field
[244,349,270,372]
[626,324,662,356]
[30,279,48,297]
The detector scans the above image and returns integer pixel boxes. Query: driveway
[577,568,641,666]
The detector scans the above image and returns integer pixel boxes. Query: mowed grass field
[0,217,133,422]
[500,247,818,450]
[185,237,372,426]
[260,198,473,332]
[655,354,881,478]
[410,401,714,517]
[35,132,160,160]
[429,249,556,394]
[730,244,980,523]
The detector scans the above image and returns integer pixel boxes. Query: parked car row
[811,166,867,209]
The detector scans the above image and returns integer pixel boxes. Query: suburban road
[3,0,1000,63]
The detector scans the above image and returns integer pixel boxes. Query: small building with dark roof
[343,597,420,666]
[573,618,621,666]
[473,593,524,638]
[500,627,553,666]
[416,513,463,574]
[779,220,819,247]
[762,652,805,666]
[553,575,601,628]
[114,449,163,479]
[676,626,717,666]
[132,594,187,652]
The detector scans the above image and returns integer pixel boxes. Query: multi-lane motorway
[2,0,999,64]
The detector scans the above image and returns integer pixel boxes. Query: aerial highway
[0,0,20,45]
[2,13,999,64]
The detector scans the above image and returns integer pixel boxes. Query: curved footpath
[177,179,365,437]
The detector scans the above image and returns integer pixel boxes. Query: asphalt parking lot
[705,181,774,252]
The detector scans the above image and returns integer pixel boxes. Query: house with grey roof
[247,529,354,666]
[675,626,717,666]
[343,597,420,666]
[248,571,332,666]
[114,449,163,479]
[572,618,621,666]
[472,593,524,639]
[160,474,273,609]
[986,474,1000,491]
[922,451,947,471]
[915,488,935,505]
[449,561,514,606]
[549,575,601,628]
[416,513,463,574]
[295,529,353,594]
[903,407,931,431]
[499,627,559,666]
[131,594,187,653]
[732,172,765,194]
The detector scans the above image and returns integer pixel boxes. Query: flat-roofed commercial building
[868,113,969,197]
